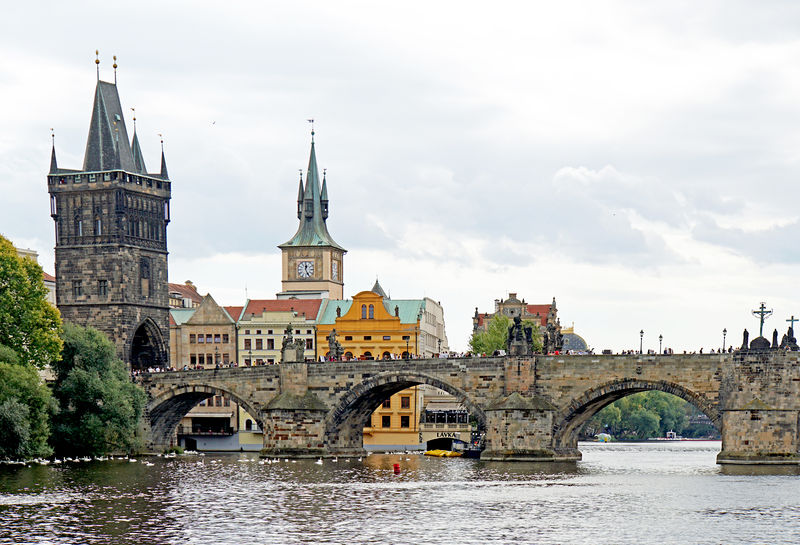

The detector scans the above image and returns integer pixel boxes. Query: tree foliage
[51,323,146,456]
[0,354,56,459]
[0,234,63,368]
[584,391,694,440]
[469,314,543,354]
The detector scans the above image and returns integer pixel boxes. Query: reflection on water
[1,441,799,545]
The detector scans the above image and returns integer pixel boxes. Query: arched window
[95,217,102,235]
[368,304,374,319]
[363,351,373,360]
[344,351,353,360]
[382,351,391,360]
[361,304,367,319]
[245,419,253,431]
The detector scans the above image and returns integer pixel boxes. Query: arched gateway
[129,317,168,371]
[136,353,800,465]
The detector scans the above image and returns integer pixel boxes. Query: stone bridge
[136,351,800,464]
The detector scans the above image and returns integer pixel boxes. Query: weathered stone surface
[138,352,800,464]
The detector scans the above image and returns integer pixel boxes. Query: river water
[1,441,799,545]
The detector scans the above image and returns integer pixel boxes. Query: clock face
[332,261,339,281]
[297,260,314,278]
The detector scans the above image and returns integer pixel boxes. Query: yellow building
[316,286,423,360]
[315,281,450,450]
[363,387,423,449]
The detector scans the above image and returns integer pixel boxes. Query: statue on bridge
[779,326,799,351]
[507,316,534,356]
[327,328,344,361]
[281,325,307,363]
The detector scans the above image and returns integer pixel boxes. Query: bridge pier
[481,392,579,462]
[716,352,800,465]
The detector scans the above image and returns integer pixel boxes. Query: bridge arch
[324,371,485,454]
[146,383,264,450]
[553,378,721,450]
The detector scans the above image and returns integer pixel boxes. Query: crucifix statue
[752,302,773,337]
[787,315,798,330]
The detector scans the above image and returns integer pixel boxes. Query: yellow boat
[424,449,463,457]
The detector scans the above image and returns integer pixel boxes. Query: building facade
[47,74,171,370]
[169,294,237,369]
[236,299,320,364]
[277,133,346,300]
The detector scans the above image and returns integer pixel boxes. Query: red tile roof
[42,272,56,282]
[168,282,202,304]
[526,304,552,326]
[224,306,243,322]
[169,313,177,326]
[241,299,322,320]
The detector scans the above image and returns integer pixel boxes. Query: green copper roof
[316,298,425,325]
[279,138,345,251]
[170,308,195,325]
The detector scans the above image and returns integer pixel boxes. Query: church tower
[277,130,346,299]
[47,58,171,370]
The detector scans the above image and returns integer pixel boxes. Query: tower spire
[159,134,169,179]
[130,108,147,173]
[49,128,58,173]
[321,168,329,219]
[297,169,304,219]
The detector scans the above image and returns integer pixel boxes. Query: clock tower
[277,131,346,299]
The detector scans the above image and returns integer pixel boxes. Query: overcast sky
[3,1,800,352]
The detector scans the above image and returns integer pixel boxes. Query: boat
[424,449,462,457]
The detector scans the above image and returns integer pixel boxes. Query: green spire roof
[279,136,345,251]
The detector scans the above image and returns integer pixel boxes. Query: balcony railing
[177,425,234,436]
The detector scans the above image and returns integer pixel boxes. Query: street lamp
[722,328,727,352]
[639,330,644,355]
[658,334,663,355]
[248,348,252,366]
[215,346,220,368]
[405,337,410,360]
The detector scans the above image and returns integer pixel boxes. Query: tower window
[368,304,374,319]
[140,258,151,299]
[97,280,107,297]
[361,304,366,319]
[72,280,82,297]
[95,217,102,236]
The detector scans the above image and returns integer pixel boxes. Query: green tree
[0,353,57,459]
[469,314,543,354]
[51,323,147,456]
[584,391,690,440]
[0,234,63,368]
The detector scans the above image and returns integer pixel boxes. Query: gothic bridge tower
[47,61,171,370]
[277,130,346,299]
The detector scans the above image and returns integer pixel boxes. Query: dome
[562,332,588,352]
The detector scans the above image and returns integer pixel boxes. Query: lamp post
[215,346,220,368]
[639,330,644,355]
[438,338,442,356]
[248,349,252,366]
[722,328,727,352]
[405,337,410,360]
[658,334,663,355]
